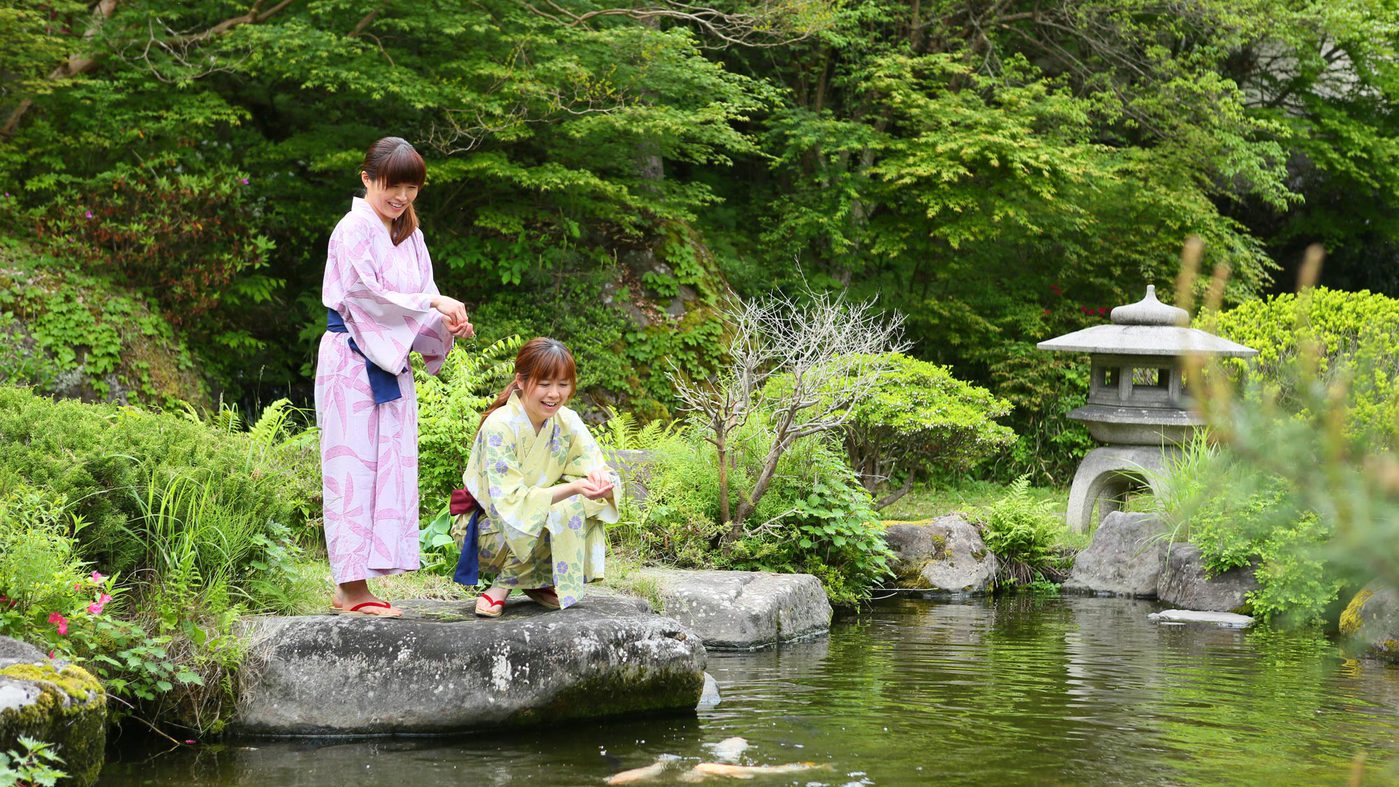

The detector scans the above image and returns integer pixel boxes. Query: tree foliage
[1,1,1397,459]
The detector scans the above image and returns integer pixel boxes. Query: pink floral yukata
[315,197,453,584]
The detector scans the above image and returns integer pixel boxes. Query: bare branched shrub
[672,289,907,545]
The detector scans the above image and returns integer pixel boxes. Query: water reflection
[100,597,1399,786]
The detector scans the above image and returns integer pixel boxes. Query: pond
[98,596,1399,785]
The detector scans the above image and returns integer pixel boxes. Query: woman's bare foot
[333,580,402,617]
[475,585,510,618]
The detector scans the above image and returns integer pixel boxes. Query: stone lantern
[1037,286,1257,532]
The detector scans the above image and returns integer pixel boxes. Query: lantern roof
[1036,286,1258,358]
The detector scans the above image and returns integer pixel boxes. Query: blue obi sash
[452,508,483,586]
[325,309,402,405]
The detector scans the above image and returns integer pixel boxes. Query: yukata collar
[351,197,392,238]
[508,390,556,434]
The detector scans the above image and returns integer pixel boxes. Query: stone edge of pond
[618,568,834,652]
[231,593,707,737]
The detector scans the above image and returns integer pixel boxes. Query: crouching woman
[453,337,620,617]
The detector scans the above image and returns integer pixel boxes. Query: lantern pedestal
[1065,445,1176,534]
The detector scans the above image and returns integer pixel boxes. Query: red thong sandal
[332,600,403,618]
[523,587,562,610]
[475,594,506,618]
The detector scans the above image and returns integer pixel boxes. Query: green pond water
[99,596,1399,785]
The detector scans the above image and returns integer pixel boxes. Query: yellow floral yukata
[455,392,619,608]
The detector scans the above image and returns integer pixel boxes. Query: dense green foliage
[3,1,1397,459]
[1211,287,1399,445]
[0,238,208,408]
[614,422,893,606]
[836,353,1015,502]
[0,386,319,730]
[978,476,1069,588]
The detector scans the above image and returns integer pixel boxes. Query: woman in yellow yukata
[452,338,620,617]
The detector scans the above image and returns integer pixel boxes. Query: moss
[1340,587,1374,637]
[0,662,106,786]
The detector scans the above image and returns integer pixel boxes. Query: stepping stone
[235,592,706,736]
[1149,609,1255,628]
[625,568,832,650]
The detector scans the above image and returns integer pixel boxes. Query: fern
[599,406,680,450]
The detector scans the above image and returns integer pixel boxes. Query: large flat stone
[234,593,705,736]
[884,515,997,595]
[1064,512,1169,597]
[1156,543,1258,613]
[625,568,832,650]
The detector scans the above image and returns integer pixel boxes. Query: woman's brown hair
[478,338,578,430]
[360,137,426,246]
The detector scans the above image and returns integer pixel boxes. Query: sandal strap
[349,601,393,612]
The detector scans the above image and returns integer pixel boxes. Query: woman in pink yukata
[316,137,475,618]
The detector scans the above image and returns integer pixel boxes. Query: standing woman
[316,137,474,617]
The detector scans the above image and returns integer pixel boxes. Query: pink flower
[48,650,55,659]
[84,210,93,219]
[90,571,106,583]
[87,593,113,615]
[47,612,68,636]
[1042,308,1052,316]
[73,582,82,591]
[240,177,249,185]
[184,739,196,745]
[1050,283,1063,296]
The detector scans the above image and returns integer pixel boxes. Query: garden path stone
[1149,610,1255,628]
[883,515,997,595]
[0,636,107,787]
[234,591,706,736]
[1063,512,1169,597]
[624,568,832,650]
[1156,543,1259,613]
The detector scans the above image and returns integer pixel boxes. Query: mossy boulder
[883,514,997,594]
[1340,583,1399,663]
[0,636,107,786]
[0,237,208,409]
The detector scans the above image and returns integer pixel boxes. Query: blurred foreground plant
[1165,243,1399,625]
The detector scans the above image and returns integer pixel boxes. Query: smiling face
[361,173,419,229]
[518,374,573,429]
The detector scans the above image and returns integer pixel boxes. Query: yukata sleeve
[467,419,555,547]
[323,218,437,375]
[409,232,453,376]
[560,412,622,524]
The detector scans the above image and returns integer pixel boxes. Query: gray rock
[1064,512,1169,597]
[1156,543,1258,613]
[234,594,706,736]
[1149,610,1255,628]
[604,449,654,504]
[1340,583,1399,663]
[0,637,106,786]
[625,568,832,650]
[884,514,997,594]
[697,672,721,709]
[0,637,44,666]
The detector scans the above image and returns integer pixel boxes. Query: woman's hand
[578,468,615,501]
[430,295,475,338]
